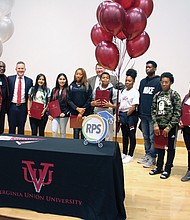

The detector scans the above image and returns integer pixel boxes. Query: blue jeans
[141,115,157,158]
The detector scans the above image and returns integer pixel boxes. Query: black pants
[8,103,27,134]
[29,114,48,136]
[119,112,138,156]
[156,126,178,173]
[121,124,137,156]
[0,105,6,134]
[73,128,84,139]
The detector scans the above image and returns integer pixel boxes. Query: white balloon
[5,12,11,18]
[0,15,14,43]
[0,41,3,57]
[0,0,15,18]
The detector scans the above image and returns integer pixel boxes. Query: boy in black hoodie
[138,60,162,168]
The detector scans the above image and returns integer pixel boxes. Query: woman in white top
[28,73,51,136]
[48,73,70,138]
[119,69,139,163]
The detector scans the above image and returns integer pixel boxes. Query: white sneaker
[121,153,127,160]
[143,156,156,168]
[122,155,133,164]
[137,155,149,164]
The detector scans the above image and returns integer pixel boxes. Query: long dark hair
[52,73,68,101]
[73,68,88,89]
[32,73,48,98]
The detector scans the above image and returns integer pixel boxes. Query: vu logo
[22,160,54,193]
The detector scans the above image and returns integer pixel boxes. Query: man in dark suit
[0,61,9,134]
[8,61,33,134]
[88,63,124,92]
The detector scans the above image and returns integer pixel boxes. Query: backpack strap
[155,91,161,103]
[170,90,175,107]
[109,87,113,104]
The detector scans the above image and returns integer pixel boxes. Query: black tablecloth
[0,135,126,220]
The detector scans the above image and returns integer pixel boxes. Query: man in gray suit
[88,63,124,92]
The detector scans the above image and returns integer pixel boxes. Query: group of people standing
[0,61,121,141]
[0,60,190,182]
[119,60,189,182]
[0,61,90,139]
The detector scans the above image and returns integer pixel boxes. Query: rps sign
[82,114,108,144]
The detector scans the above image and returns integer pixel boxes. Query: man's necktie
[17,77,22,104]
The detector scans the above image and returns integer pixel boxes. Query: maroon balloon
[113,0,136,10]
[95,41,119,70]
[117,31,126,40]
[126,31,150,58]
[96,1,112,25]
[91,24,113,46]
[134,0,154,18]
[123,7,147,40]
[99,2,125,36]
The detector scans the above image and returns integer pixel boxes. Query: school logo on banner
[22,160,54,193]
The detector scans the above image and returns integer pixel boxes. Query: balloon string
[113,39,135,144]
[114,38,127,144]
[114,69,120,144]
[112,37,126,78]
[120,39,127,70]
[121,58,135,76]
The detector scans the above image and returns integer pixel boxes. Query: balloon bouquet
[90,0,154,139]
[91,0,154,71]
[0,0,15,57]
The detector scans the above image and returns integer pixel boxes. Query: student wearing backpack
[149,72,181,179]
[91,72,117,141]
[27,73,51,136]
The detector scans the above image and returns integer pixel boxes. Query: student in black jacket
[67,68,92,139]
